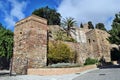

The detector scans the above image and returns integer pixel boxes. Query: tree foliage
[61,17,76,36]
[108,13,120,44]
[80,23,84,28]
[55,30,77,42]
[110,48,120,61]
[55,30,65,41]
[48,41,75,64]
[88,21,94,29]
[95,23,107,31]
[0,24,13,69]
[84,57,98,65]
[32,6,61,25]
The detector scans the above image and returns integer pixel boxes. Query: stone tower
[86,29,110,62]
[12,15,47,74]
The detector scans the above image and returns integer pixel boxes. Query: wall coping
[28,64,97,75]
[15,15,47,27]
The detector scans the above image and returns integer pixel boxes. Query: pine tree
[88,21,94,29]
[0,23,13,69]
[80,23,84,28]
[95,23,107,31]
[32,6,61,25]
[108,13,120,44]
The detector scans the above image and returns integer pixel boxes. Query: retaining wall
[28,65,97,75]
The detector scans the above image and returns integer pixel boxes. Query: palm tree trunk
[67,26,70,36]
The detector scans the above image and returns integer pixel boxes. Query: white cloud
[0,0,28,30]
[8,0,27,20]
[57,0,120,30]
[0,1,8,15]
[4,16,15,29]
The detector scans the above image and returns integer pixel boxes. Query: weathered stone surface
[86,29,110,62]
[12,15,47,74]
[28,65,96,75]
[48,25,65,40]
[12,15,111,75]
[49,25,111,64]
[70,28,87,43]
[64,42,90,64]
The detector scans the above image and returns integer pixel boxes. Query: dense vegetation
[55,30,77,42]
[32,6,61,25]
[80,23,84,28]
[95,23,107,31]
[48,41,76,64]
[108,13,120,44]
[61,17,76,36]
[84,57,98,65]
[108,13,120,61]
[88,21,94,29]
[0,24,13,69]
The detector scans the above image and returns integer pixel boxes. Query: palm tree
[62,17,76,36]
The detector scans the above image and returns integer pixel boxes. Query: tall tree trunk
[67,26,70,36]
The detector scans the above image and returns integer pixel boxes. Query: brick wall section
[86,29,110,61]
[64,42,90,64]
[49,25,111,63]
[49,41,90,64]
[12,15,48,74]
[12,15,111,75]
[27,65,97,75]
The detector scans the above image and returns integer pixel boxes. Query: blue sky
[0,0,120,31]
[0,0,62,31]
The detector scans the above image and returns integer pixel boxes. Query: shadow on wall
[0,57,10,70]
[97,48,120,69]
[111,47,120,61]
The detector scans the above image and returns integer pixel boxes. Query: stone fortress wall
[12,15,47,74]
[12,15,111,74]
[85,29,110,61]
[49,24,111,64]
[68,26,110,63]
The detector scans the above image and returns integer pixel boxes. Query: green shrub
[48,41,75,64]
[55,30,77,42]
[64,36,77,42]
[47,63,81,68]
[84,57,98,65]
